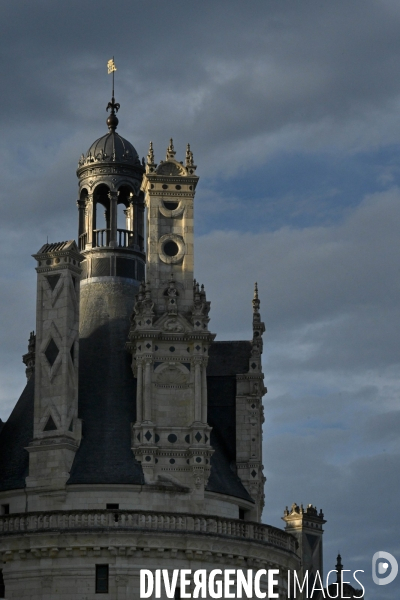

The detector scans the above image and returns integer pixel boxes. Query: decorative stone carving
[157,162,185,177]
[155,364,189,387]
[163,318,184,333]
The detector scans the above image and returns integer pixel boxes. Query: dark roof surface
[0,336,253,502]
[68,316,144,485]
[0,375,34,491]
[37,240,76,254]
[206,342,254,502]
[207,340,252,376]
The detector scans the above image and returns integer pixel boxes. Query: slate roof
[0,338,253,503]
[68,315,144,485]
[36,240,76,254]
[0,375,34,492]
[206,341,253,501]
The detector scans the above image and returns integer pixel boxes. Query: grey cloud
[3,1,400,154]
[362,410,400,445]
[196,188,399,334]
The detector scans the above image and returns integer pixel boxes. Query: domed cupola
[80,131,140,167]
[76,95,145,282]
[77,96,144,200]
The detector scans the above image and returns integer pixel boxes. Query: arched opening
[118,203,128,229]
[117,185,134,248]
[93,184,110,247]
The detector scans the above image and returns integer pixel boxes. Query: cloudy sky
[1,1,399,596]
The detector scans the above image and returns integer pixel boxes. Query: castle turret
[283,502,326,597]
[76,95,145,281]
[73,98,146,481]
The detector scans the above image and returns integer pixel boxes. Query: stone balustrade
[0,510,296,552]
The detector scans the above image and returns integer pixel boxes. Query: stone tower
[126,140,215,501]
[75,97,146,474]
[283,502,326,596]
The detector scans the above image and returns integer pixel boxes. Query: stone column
[136,359,143,423]
[201,363,208,423]
[143,359,152,421]
[130,201,136,246]
[108,191,118,248]
[86,194,95,248]
[194,359,202,422]
[123,208,129,230]
[77,199,86,247]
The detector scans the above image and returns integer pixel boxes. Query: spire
[250,282,265,372]
[252,282,260,314]
[336,554,343,583]
[166,138,176,160]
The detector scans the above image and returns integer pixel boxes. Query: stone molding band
[0,510,296,552]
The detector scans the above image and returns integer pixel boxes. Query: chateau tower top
[75,96,145,277]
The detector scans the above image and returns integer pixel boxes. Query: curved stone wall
[0,510,299,599]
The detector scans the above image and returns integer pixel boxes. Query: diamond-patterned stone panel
[45,338,59,367]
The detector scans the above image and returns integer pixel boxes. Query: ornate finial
[106,96,120,132]
[166,138,176,159]
[147,141,155,166]
[185,143,194,167]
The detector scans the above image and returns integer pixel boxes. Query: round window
[163,201,179,211]
[163,240,179,257]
